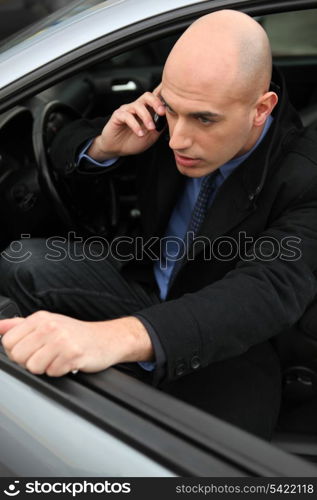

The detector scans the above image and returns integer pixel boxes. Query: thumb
[0,317,25,334]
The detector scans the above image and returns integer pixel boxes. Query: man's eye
[198,117,213,125]
[165,104,174,114]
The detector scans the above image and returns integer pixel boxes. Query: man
[1,10,317,439]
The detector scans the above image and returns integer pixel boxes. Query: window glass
[261,9,317,56]
[0,0,108,53]
[109,34,180,68]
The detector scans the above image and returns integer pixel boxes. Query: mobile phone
[153,112,167,132]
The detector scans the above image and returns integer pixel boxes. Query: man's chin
[175,162,215,178]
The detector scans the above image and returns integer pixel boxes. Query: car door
[2,344,317,477]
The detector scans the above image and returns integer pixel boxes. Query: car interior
[1,6,317,465]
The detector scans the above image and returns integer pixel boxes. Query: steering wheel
[33,100,118,236]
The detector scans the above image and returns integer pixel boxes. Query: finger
[9,329,46,367]
[0,317,24,334]
[1,318,35,353]
[132,102,156,130]
[1,311,57,354]
[114,108,151,137]
[25,345,61,375]
[45,353,78,377]
[152,82,162,96]
[26,327,82,376]
[140,91,165,115]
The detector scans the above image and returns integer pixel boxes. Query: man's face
[160,74,260,178]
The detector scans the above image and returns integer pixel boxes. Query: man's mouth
[174,152,201,167]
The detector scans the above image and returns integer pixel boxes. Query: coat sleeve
[49,117,112,175]
[136,178,317,383]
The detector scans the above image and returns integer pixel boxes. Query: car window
[0,0,108,53]
[109,34,180,68]
[0,0,71,42]
[261,8,317,56]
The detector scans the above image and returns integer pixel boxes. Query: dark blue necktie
[187,172,217,243]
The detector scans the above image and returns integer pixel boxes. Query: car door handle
[111,80,138,92]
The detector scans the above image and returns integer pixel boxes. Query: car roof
[0,0,251,89]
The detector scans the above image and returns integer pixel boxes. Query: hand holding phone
[94,89,166,159]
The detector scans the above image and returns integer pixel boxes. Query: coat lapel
[196,169,254,246]
[153,136,185,236]
[192,127,277,257]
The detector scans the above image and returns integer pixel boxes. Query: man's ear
[254,91,278,127]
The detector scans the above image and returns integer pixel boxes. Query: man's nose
[168,120,193,151]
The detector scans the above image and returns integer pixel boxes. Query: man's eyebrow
[191,111,223,119]
[159,93,223,119]
[159,94,173,110]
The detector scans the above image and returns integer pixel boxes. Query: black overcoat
[51,70,317,383]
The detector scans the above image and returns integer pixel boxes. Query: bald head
[163,10,272,103]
